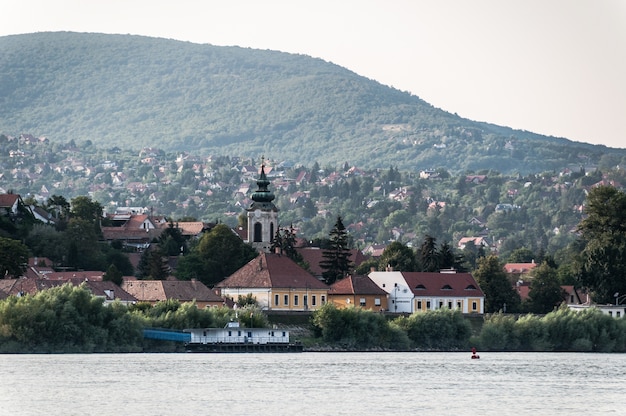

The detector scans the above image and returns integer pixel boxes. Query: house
[0,276,136,305]
[216,252,329,312]
[568,304,626,318]
[516,282,587,307]
[328,275,388,310]
[504,261,538,279]
[457,236,490,250]
[121,279,224,308]
[369,270,484,314]
[101,213,168,249]
[0,193,22,217]
[368,271,415,313]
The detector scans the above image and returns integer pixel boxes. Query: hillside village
[3,133,626,320]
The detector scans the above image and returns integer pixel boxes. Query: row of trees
[5,284,624,353]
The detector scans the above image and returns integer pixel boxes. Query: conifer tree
[320,216,352,285]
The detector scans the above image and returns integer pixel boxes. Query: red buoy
[471,347,480,359]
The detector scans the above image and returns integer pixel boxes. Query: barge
[184,322,303,353]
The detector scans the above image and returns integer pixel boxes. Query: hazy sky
[2,0,625,149]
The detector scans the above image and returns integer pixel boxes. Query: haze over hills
[1,32,625,174]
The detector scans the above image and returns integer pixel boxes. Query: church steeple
[250,162,275,208]
[246,157,279,253]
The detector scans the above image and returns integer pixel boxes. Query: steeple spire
[250,158,275,207]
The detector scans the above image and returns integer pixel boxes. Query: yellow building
[328,275,388,311]
[217,252,329,311]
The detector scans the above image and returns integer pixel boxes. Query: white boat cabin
[185,322,290,345]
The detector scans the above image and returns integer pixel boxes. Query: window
[609,311,613,317]
[254,222,262,242]
[472,301,477,311]
[228,331,232,337]
[570,295,574,303]
[294,295,299,306]
[618,312,621,318]
[417,301,422,310]
[448,301,453,309]
[457,301,462,309]
[360,298,366,306]
[374,298,381,306]
[284,294,289,306]
[312,295,317,306]
[426,301,431,309]
[304,295,308,307]
[321,295,326,304]
[439,301,443,309]
[274,294,279,306]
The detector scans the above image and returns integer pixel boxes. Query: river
[1,352,623,415]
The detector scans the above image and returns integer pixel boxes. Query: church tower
[246,160,278,253]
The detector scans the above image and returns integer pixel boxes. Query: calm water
[1,352,624,415]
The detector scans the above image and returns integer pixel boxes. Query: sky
[2,0,625,149]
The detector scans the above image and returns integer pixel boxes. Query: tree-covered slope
[1,32,624,173]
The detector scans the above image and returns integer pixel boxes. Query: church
[245,161,279,253]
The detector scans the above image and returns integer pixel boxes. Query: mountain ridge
[1,31,624,173]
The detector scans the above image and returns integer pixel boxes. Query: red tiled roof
[122,279,222,303]
[0,193,19,208]
[504,262,538,274]
[329,275,387,296]
[401,272,484,298]
[218,252,328,290]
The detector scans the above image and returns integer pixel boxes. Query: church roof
[217,252,328,290]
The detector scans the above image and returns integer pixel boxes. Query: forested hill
[1,32,624,173]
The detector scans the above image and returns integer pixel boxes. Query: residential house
[516,282,587,308]
[368,271,415,313]
[0,193,22,217]
[457,236,490,250]
[504,261,538,280]
[217,252,329,312]
[121,279,224,308]
[0,276,136,305]
[101,213,168,249]
[328,275,388,311]
[369,270,484,314]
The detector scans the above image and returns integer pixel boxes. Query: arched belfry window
[254,222,262,242]
[270,222,275,241]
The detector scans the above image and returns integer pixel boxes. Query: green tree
[418,235,439,272]
[377,241,417,272]
[320,216,353,285]
[158,220,187,256]
[70,196,103,236]
[0,237,29,277]
[103,264,123,286]
[525,262,566,313]
[576,186,626,303]
[474,255,521,313]
[64,218,104,270]
[195,223,257,286]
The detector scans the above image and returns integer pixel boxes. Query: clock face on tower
[254,209,261,218]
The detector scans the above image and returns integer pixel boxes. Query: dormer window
[465,284,477,290]
[441,284,452,290]
[415,284,426,290]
